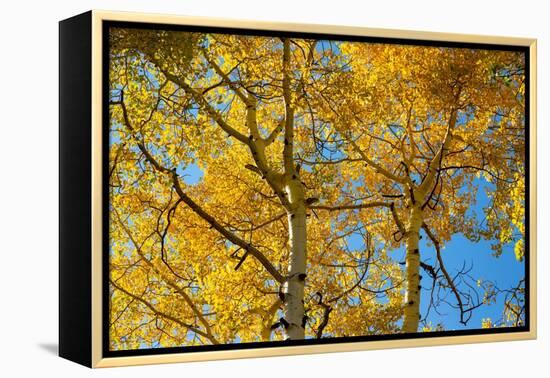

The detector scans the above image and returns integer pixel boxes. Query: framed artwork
[59,10,537,368]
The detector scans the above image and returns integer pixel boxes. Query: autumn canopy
[107,27,526,350]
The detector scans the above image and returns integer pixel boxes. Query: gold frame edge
[89,9,537,368]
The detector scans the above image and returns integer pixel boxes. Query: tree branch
[141,55,291,209]
[309,201,389,211]
[170,174,285,283]
[149,62,251,145]
[265,118,285,146]
[201,49,252,106]
[422,222,467,325]
[310,200,406,241]
[110,279,218,344]
[315,292,332,339]
[337,126,408,184]
[418,108,458,203]
[261,299,282,341]
[112,100,287,284]
[282,38,295,175]
[113,207,218,342]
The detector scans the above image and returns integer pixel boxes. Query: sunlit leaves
[107,28,526,349]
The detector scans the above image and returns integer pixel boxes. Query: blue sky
[412,179,524,330]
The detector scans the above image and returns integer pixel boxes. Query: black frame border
[102,20,531,359]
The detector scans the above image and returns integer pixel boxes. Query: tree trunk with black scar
[402,205,423,333]
[281,176,307,340]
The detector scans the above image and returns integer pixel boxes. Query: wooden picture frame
[59,10,537,368]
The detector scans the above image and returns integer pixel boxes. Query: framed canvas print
[59,10,537,368]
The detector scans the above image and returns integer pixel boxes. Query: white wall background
[0,0,546,376]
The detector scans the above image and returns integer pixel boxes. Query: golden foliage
[107,28,526,349]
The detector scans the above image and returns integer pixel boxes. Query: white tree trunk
[402,205,423,333]
[282,178,307,340]
[401,110,456,332]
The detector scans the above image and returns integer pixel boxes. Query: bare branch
[422,222,468,325]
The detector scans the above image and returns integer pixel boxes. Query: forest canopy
[107,26,527,350]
